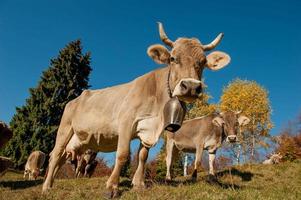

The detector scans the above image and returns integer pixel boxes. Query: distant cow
[75,149,97,178]
[0,121,13,148]
[24,150,46,180]
[165,111,250,180]
[262,153,282,165]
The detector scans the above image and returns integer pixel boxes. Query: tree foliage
[275,112,301,161]
[0,40,92,168]
[186,92,218,120]
[220,79,272,162]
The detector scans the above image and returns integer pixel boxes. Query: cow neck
[166,65,172,98]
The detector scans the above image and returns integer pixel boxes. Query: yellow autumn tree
[186,92,218,120]
[220,79,273,162]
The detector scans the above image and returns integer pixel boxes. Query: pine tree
[0,40,92,168]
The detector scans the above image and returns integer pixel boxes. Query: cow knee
[116,152,129,165]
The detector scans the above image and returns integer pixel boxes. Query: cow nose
[195,84,202,95]
[227,135,237,143]
[180,81,188,92]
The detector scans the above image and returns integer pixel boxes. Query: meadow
[1,160,301,200]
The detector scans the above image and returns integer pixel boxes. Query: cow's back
[63,68,166,139]
[63,82,133,134]
[26,151,46,169]
[175,114,218,139]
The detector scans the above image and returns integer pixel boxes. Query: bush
[276,132,301,161]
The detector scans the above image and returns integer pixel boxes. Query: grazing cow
[262,153,282,165]
[165,111,250,180]
[75,149,97,178]
[0,121,13,148]
[24,150,46,180]
[43,22,231,197]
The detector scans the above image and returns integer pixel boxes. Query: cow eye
[198,59,206,67]
[170,56,176,63]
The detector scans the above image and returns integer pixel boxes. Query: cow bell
[163,97,186,132]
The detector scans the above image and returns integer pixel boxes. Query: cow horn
[158,22,174,47]
[202,33,224,51]
[235,110,242,115]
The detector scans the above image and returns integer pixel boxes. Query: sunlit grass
[1,160,301,200]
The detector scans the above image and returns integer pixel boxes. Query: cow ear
[212,116,224,127]
[238,116,250,126]
[206,51,230,71]
[147,44,170,64]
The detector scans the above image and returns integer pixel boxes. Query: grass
[1,160,301,200]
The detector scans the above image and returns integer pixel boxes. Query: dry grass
[1,160,301,200]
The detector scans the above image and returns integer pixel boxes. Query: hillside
[1,161,301,200]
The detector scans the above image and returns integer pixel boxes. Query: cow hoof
[191,174,197,182]
[103,189,120,199]
[207,174,218,184]
[165,178,171,183]
[133,184,146,191]
[42,187,50,194]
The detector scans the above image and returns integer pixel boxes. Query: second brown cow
[165,111,250,180]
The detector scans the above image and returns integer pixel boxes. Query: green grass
[1,161,301,200]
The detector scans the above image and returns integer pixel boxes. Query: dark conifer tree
[1,40,92,168]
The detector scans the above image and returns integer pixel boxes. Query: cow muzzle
[172,78,202,102]
[227,135,237,143]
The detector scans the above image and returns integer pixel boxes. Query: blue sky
[0,0,300,164]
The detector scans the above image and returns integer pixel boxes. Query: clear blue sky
[0,0,300,164]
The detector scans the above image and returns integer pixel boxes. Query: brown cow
[24,150,46,180]
[43,23,231,197]
[75,149,97,178]
[262,153,282,165]
[165,111,250,181]
[0,121,13,148]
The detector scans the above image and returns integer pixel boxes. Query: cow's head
[147,22,230,102]
[212,111,250,143]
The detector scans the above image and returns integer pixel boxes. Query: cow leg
[105,133,131,198]
[53,151,68,177]
[29,172,32,180]
[132,144,149,189]
[43,126,74,192]
[192,146,203,180]
[42,147,64,191]
[23,170,28,179]
[207,150,218,183]
[208,151,216,175]
[165,139,177,181]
